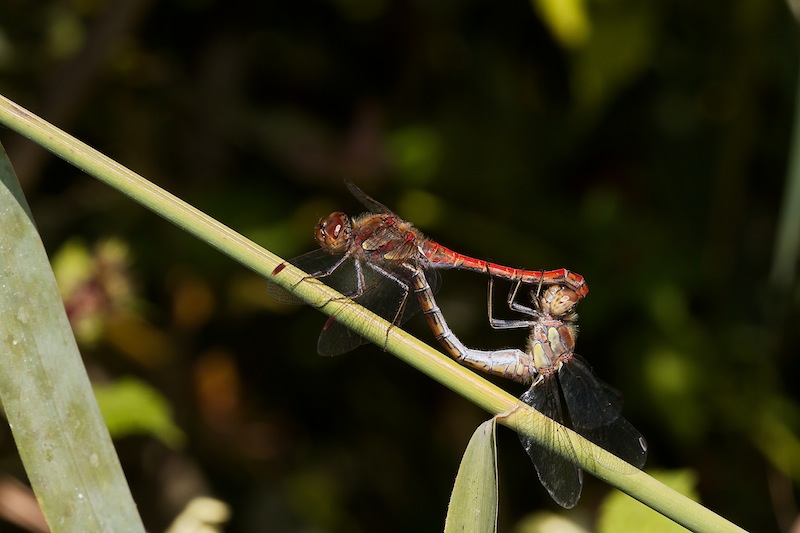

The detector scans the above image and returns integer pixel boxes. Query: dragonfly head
[540,286,579,318]
[316,211,353,253]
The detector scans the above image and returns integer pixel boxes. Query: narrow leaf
[445,418,499,533]
[0,142,145,531]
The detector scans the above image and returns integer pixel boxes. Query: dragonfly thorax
[528,322,576,370]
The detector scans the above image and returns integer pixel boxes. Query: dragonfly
[269,181,588,357]
[418,278,647,508]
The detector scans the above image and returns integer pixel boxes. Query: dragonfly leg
[316,257,372,303]
[487,278,536,330]
[364,262,412,350]
[506,278,540,316]
[292,251,353,290]
[350,258,367,298]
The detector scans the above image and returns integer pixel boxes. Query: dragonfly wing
[558,355,621,429]
[268,250,384,357]
[268,248,359,304]
[345,180,395,214]
[317,260,409,357]
[519,380,583,509]
[316,316,369,357]
[318,261,438,356]
[579,411,648,469]
[559,357,647,469]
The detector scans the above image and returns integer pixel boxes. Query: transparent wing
[518,379,583,509]
[345,180,395,215]
[579,411,648,469]
[316,261,439,357]
[267,248,354,304]
[316,259,404,356]
[559,355,622,429]
[267,248,346,304]
[559,356,647,469]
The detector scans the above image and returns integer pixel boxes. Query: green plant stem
[0,94,747,533]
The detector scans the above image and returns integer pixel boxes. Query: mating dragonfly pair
[269,182,646,509]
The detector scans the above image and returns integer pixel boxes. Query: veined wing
[267,248,357,305]
[559,356,647,469]
[345,180,395,215]
[518,377,584,509]
[316,260,440,357]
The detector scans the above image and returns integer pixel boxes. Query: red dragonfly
[269,181,587,357]
[424,279,647,508]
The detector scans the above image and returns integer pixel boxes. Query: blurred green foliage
[598,469,700,533]
[0,0,798,531]
[94,377,185,448]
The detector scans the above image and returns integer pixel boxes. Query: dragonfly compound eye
[316,212,352,252]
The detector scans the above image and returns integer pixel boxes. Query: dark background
[1,0,799,531]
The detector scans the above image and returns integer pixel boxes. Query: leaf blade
[445,419,499,533]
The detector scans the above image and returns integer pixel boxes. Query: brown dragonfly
[269,181,587,357]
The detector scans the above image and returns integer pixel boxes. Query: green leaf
[445,418,498,533]
[0,141,145,531]
[94,377,185,448]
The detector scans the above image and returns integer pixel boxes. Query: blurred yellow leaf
[568,2,656,112]
[514,511,589,533]
[531,0,591,49]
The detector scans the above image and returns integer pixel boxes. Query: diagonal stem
[0,93,746,533]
